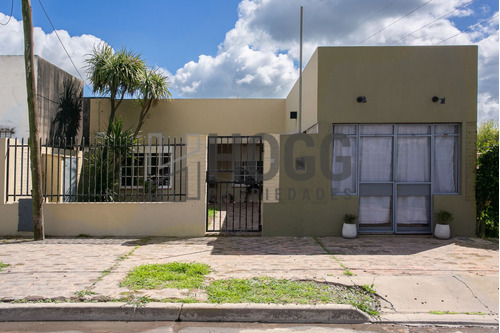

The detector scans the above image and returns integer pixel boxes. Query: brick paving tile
[0,236,497,302]
[0,238,140,299]
[93,237,345,298]
[317,236,499,276]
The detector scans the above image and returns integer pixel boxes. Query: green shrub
[476,145,499,238]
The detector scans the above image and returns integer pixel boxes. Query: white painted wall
[0,56,36,140]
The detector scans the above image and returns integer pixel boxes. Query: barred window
[120,148,171,189]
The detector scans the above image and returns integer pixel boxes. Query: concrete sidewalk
[0,235,497,325]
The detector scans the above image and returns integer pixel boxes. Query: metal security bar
[6,137,186,203]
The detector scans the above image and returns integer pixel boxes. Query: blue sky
[0,0,498,123]
[0,0,241,71]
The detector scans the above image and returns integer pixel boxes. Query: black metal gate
[206,136,263,232]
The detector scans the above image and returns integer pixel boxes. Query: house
[0,46,477,237]
[0,55,84,141]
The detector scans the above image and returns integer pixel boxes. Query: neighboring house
[0,55,83,142]
[0,46,477,237]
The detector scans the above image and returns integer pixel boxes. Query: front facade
[85,46,477,237]
[264,46,477,236]
[0,46,477,237]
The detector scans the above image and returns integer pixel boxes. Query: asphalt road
[0,322,497,333]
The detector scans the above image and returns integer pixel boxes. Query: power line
[0,0,14,26]
[434,14,499,45]
[390,1,473,45]
[37,0,90,89]
[332,0,399,44]
[357,0,433,44]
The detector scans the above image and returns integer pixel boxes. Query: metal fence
[6,137,186,203]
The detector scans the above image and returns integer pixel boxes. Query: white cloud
[0,13,103,84]
[0,2,497,123]
[478,92,499,124]
[169,0,498,122]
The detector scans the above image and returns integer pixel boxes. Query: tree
[22,0,44,240]
[86,44,145,135]
[80,118,137,202]
[133,68,172,137]
[477,120,499,154]
[476,145,499,238]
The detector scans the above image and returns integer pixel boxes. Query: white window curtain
[332,136,356,194]
[397,137,430,182]
[360,137,393,182]
[397,196,430,224]
[434,136,457,193]
[359,196,392,224]
[332,125,357,194]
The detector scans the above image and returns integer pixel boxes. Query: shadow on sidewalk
[124,235,498,256]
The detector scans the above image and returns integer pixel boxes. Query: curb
[180,303,370,323]
[378,313,500,327]
[0,303,370,323]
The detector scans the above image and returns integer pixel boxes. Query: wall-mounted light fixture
[290,111,298,119]
[356,96,367,103]
[432,96,446,104]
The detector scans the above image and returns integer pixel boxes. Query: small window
[0,128,15,138]
[233,160,262,184]
[121,153,146,188]
[120,147,172,189]
[148,152,171,189]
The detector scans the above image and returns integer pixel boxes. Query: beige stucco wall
[262,134,280,204]
[0,139,22,235]
[43,134,207,236]
[263,133,359,236]
[285,50,319,134]
[316,46,477,131]
[0,136,207,237]
[90,99,286,139]
[265,46,478,237]
[43,201,204,237]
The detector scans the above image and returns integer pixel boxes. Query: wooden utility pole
[22,0,44,240]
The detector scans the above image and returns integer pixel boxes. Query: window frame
[332,123,460,196]
[120,141,173,190]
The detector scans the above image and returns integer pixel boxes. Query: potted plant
[434,210,453,239]
[342,214,357,239]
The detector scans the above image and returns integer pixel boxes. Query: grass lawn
[206,277,379,316]
[208,207,218,218]
[120,262,210,290]
[120,262,380,316]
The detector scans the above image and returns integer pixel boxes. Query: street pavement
[0,235,497,327]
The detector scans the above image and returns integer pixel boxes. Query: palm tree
[86,43,145,135]
[133,68,172,137]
